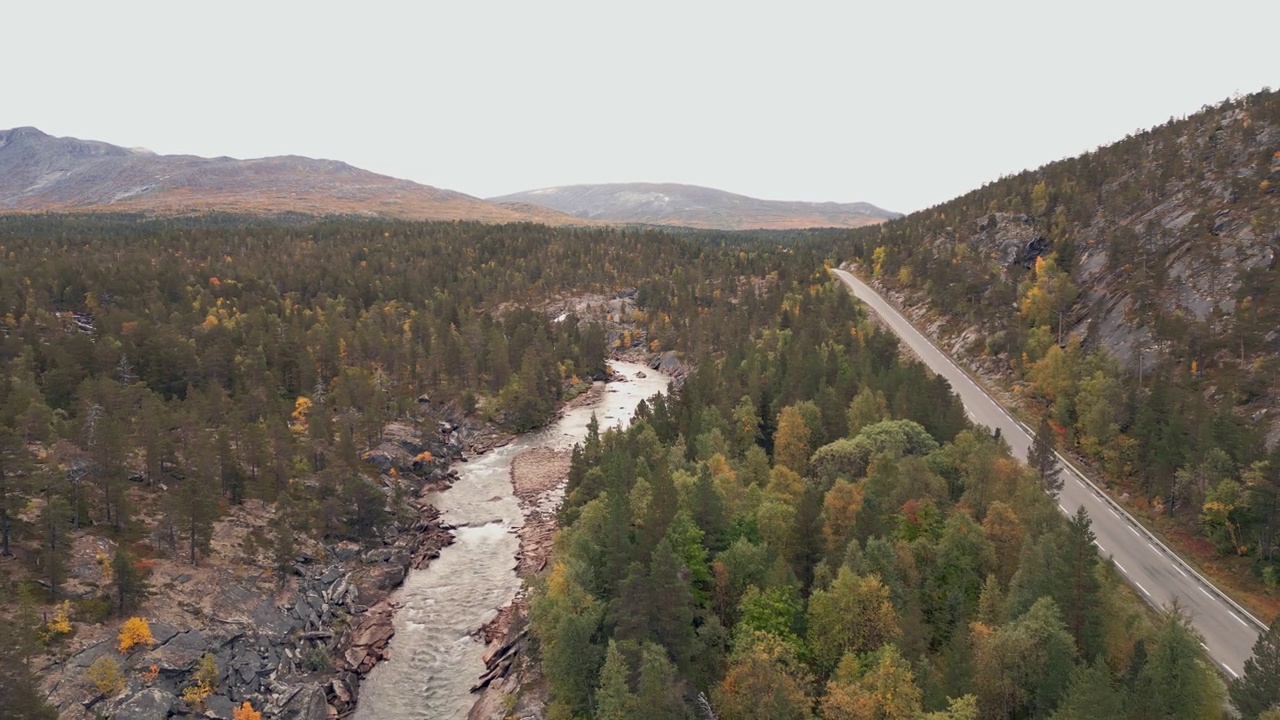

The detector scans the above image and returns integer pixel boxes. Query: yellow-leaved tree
[47,600,73,637]
[118,616,156,653]
[182,652,219,709]
[1018,255,1078,331]
[233,701,262,720]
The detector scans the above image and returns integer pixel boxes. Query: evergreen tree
[1059,507,1103,660]
[111,548,148,615]
[1050,663,1126,720]
[1135,603,1225,720]
[1030,415,1063,496]
[1231,616,1280,720]
[0,587,58,719]
[595,640,637,720]
[168,433,218,565]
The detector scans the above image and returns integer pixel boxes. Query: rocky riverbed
[38,405,503,720]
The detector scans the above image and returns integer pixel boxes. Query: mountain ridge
[490,182,900,230]
[0,127,584,225]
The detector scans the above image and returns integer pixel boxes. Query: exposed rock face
[857,90,1280,436]
[0,126,584,224]
[490,182,900,230]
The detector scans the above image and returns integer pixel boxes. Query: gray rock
[278,683,329,720]
[252,600,298,636]
[113,687,176,720]
[150,630,208,672]
[149,621,180,646]
[331,541,361,561]
[69,639,114,668]
[363,548,393,564]
[319,566,343,585]
[201,693,237,719]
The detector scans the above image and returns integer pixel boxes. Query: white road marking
[1231,611,1249,627]
[1200,587,1214,599]
[1147,542,1158,553]
[1175,565,1189,579]
[1095,542,1107,554]
[1128,526,1141,538]
[1135,581,1151,597]
[1115,561,1128,574]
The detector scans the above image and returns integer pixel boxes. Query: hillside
[0,127,583,224]
[837,88,1280,608]
[489,182,899,230]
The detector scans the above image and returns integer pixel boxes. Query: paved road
[832,268,1264,677]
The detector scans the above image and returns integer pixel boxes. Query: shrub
[87,656,125,698]
[74,596,114,624]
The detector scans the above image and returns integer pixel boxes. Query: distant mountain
[489,183,900,230]
[0,127,582,224]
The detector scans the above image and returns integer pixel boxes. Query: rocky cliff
[844,88,1280,438]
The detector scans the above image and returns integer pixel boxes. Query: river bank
[465,362,675,720]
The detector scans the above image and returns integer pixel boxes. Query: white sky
[4,2,1278,213]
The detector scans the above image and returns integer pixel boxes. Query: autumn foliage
[118,616,156,653]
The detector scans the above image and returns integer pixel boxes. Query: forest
[0,205,1278,719]
[0,214,821,717]
[530,269,1280,719]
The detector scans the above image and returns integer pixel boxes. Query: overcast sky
[4,2,1278,213]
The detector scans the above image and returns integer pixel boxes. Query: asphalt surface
[832,268,1263,677]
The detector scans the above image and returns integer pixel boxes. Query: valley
[2,81,1280,720]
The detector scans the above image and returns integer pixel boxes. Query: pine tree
[1231,616,1280,719]
[1050,663,1125,720]
[1136,603,1224,719]
[1030,415,1063,496]
[1060,507,1103,660]
[39,469,72,600]
[112,549,149,615]
[595,640,636,720]
[0,587,58,719]
[168,433,218,565]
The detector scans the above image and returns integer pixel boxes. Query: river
[353,360,671,719]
